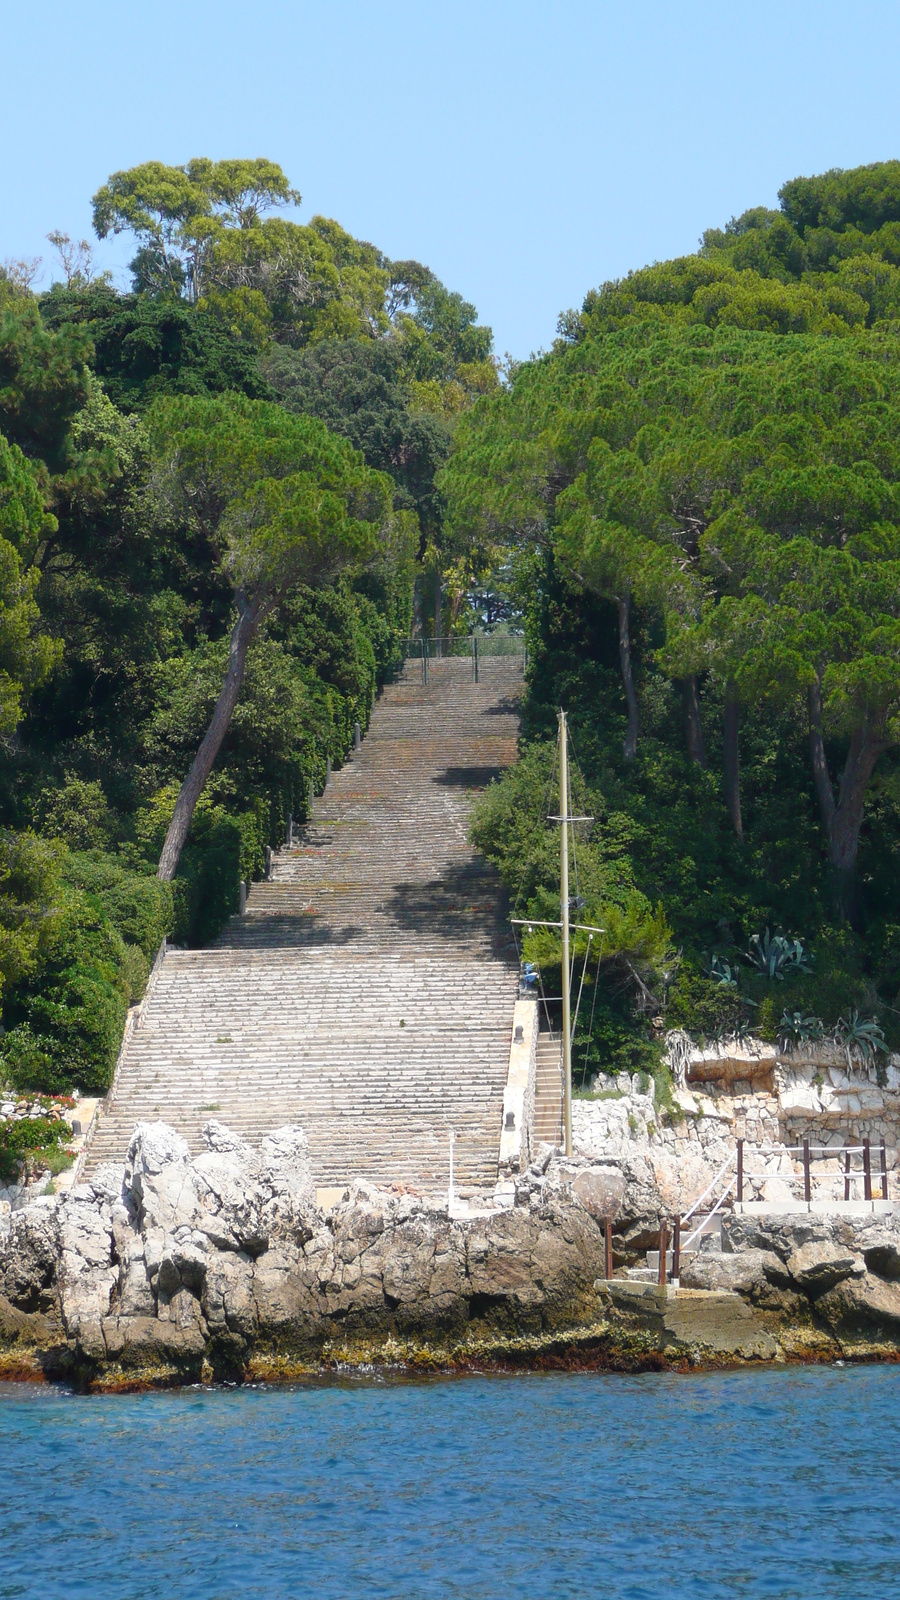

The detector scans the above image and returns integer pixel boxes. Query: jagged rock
[785,1240,865,1293]
[816,1272,900,1335]
[126,1121,191,1185]
[0,1120,612,1375]
[570,1168,626,1220]
[0,1202,58,1312]
[680,1249,788,1295]
[858,1229,900,1281]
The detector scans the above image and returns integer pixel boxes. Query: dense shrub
[0,1112,73,1182]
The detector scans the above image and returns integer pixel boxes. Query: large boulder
[785,1239,865,1293]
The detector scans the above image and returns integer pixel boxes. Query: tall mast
[559,709,573,1156]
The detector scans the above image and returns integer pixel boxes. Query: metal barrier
[405,635,527,680]
[652,1137,894,1286]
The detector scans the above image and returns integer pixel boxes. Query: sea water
[1,1366,897,1599]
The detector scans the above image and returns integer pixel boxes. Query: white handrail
[683,1174,737,1252]
[681,1149,735,1226]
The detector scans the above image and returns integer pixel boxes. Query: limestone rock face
[785,1240,864,1293]
[680,1249,787,1296]
[0,1200,59,1312]
[816,1271,900,1334]
[0,1120,608,1376]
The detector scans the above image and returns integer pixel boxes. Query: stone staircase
[533,1031,563,1146]
[83,656,524,1195]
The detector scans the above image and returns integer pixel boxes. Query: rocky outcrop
[6,1119,900,1386]
[0,1120,609,1386]
[679,1211,900,1345]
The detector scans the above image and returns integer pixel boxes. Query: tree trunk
[807,679,884,921]
[681,676,706,767]
[807,680,835,839]
[618,591,639,763]
[157,599,260,881]
[723,685,742,839]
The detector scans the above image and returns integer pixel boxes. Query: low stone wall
[565,1040,900,1226]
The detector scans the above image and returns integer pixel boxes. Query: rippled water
[1,1366,898,1599]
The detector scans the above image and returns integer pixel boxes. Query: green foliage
[0,434,62,736]
[0,287,91,477]
[746,931,811,981]
[61,851,173,959]
[778,1010,825,1052]
[40,286,273,410]
[447,165,900,1062]
[36,775,115,850]
[835,1008,887,1071]
[1,888,128,1095]
[0,1113,72,1182]
[262,338,452,536]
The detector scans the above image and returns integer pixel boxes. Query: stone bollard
[239,879,247,915]
[354,721,362,750]
[264,846,273,879]
[286,813,293,847]
[326,755,332,782]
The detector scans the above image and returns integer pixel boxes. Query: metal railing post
[844,1143,852,1201]
[864,1138,872,1201]
[737,1138,744,1205]
[881,1144,889,1201]
[657,1219,668,1288]
[604,1219,613,1281]
[803,1138,811,1204]
[474,636,478,683]
[671,1215,681,1286]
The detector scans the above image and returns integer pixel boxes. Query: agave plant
[707,1013,754,1049]
[834,1009,887,1071]
[777,1010,824,1054]
[703,953,739,989]
[746,929,811,981]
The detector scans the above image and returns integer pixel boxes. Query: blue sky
[5,0,900,357]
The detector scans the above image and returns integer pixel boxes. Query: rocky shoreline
[3,1118,900,1390]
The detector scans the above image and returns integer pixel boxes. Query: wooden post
[881,1144,889,1202]
[657,1219,668,1288]
[803,1138,811,1205]
[671,1215,681,1286]
[844,1143,852,1202]
[864,1138,872,1202]
[737,1138,744,1205]
[604,1219,613,1281]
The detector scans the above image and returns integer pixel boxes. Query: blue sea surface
[1,1365,898,1599]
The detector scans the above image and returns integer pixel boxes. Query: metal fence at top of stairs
[405,635,527,682]
[638,1136,897,1291]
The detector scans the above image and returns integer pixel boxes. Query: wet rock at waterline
[5,1122,900,1384]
